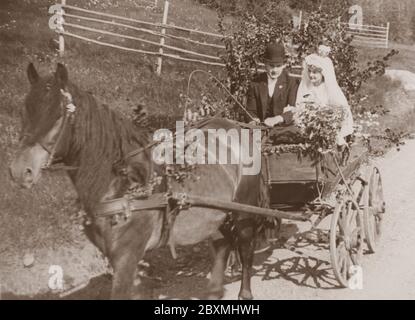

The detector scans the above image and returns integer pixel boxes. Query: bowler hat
[263,43,286,65]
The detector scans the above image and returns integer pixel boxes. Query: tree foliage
[217,2,398,120]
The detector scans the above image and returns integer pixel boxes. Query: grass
[358,75,415,154]
[357,42,415,73]
[0,0,415,296]
[0,0,226,118]
[355,42,415,152]
[0,0,228,296]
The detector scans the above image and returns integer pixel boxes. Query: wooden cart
[97,142,386,288]
[171,143,386,287]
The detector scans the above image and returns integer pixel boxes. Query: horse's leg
[110,216,156,299]
[207,237,231,299]
[235,218,255,300]
[111,248,143,299]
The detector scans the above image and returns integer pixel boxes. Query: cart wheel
[330,197,363,288]
[363,166,385,253]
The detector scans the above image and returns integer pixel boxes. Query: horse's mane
[65,82,152,211]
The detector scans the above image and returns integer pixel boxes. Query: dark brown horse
[9,63,266,299]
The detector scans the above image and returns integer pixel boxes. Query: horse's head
[9,63,70,188]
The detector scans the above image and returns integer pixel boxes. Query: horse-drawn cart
[166,142,385,287]
[97,139,386,289]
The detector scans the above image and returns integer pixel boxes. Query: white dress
[296,83,329,106]
[295,82,354,145]
[295,54,354,145]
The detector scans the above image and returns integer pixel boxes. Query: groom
[245,43,301,253]
[246,42,300,127]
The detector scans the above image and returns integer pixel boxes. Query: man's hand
[283,105,296,113]
[264,116,284,127]
[249,117,261,125]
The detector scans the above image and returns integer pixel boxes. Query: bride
[292,45,354,145]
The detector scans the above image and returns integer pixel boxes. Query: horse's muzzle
[9,163,35,189]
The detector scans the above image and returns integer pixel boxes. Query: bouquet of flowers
[294,103,346,160]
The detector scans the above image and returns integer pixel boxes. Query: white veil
[296,47,354,141]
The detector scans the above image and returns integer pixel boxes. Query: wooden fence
[53,0,226,75]
[342,22,390,49]
[293,11,390,49]
[51,3,390,75]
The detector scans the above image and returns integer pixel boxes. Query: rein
[122,69,268,162]
[121,113,224,162]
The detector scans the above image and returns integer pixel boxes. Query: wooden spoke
[330,195,363,288]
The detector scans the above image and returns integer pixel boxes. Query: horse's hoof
[207,290,224,300]
[238,295,253,300]
[238,290,253,300]
[131,293,143,300]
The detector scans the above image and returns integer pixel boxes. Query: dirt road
[222,138,415,299]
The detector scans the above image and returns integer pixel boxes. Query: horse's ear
[55,63,68,88]
[27,63,39,85]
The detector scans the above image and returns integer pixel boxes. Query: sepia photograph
[1,0,415,303]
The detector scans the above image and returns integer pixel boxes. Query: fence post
[298,10,302,28]
[58,0,66,57]
[385,22,390,48]
[156,0,169,76]
[154,0,158,6]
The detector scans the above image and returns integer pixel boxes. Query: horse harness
[38,89,236,254]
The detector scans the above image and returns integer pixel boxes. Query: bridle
[40,89,77,170]
[21,88,78,171]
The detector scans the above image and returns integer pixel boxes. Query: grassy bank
[0,0,225,296]
[355,43,415,153]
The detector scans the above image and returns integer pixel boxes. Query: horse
[9,63,267,300]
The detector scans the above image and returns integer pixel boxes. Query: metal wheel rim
[363,166,385,253]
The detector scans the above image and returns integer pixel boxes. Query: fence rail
[55,1,225,74]
[293,11,389,49]
[341,22,389,48]
[63,12,225,49]
[63,3,225,38]
[62,31,226,67]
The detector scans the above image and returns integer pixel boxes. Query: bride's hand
[301,94,315,104]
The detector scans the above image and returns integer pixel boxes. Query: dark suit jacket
[246,69,299,123]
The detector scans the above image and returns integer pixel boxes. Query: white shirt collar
[267,76,278,97]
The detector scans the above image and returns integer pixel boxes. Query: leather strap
[95,193,168,218]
